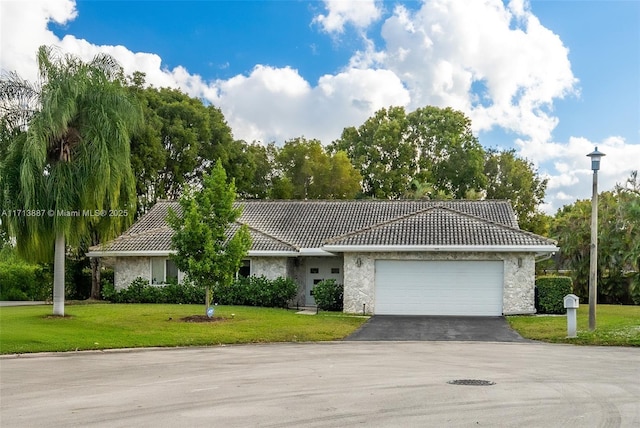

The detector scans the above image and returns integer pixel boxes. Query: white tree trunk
[53,233,65,316]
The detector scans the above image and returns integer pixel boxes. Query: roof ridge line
[323,206,440,245]
[237,221,301,251]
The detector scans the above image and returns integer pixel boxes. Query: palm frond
[1,45,142,261]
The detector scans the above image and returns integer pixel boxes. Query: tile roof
[89,199,556,254]
[323,206,556,247]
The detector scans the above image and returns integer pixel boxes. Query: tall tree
[210,139,272,199]
[0,46,141,315]
[331,107,414,198]
[331,106,486,199]
[126,80,235,211]
[274,137,361,199]
[407,106,486,198]
[126,73,166,215]
[167,160,251,312]
[149,87,211,200]
[484,149,549,233]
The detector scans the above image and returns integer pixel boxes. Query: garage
[374,260,504,316]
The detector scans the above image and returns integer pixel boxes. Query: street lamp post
[586,147,605,331]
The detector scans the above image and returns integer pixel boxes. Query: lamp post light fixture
[586,147,605,331]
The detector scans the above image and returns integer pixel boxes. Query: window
[166,260,178,283]
[331,268,340,274]
[238,260,251,278]
[151,258,164,284]
[310,268,319,274]
[151,258,178,284]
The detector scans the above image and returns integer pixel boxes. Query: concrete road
[1,342,639,427]
[346,316,528,342]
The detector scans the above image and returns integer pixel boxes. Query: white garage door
[375,260,504,316]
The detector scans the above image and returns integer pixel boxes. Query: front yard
[2,303,638,354]
[0,304,368,354]
[507,304,640,346]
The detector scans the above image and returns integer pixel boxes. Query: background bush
[535,276,573,314]
[105,275,297,308]
[313,279,344,311]
[0,262,52,301]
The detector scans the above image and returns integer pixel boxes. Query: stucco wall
[287,257,307,307]
[113,257,186,289]
[342,252,536,315]
[114,257,148,290]
[250,257,288,280]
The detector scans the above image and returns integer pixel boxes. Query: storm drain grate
[447,379,495,386]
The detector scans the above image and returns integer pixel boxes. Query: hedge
[535,275,573,314]
[213,276,297,308]
[102,278,205,304]
[105,275,298,308]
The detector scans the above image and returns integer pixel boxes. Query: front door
[305,258,343,305]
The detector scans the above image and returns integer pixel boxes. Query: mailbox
[563,294,579,309]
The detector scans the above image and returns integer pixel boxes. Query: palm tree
[0,46,141,315]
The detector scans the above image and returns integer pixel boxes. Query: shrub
[160,279,205,304]
[213,276,298,308]
[535,276,573,314]
[101,280,117,301]
[313,279,344,311]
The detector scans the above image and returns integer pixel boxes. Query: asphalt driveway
[345,315,528,342]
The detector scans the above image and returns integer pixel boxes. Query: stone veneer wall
[342,252,536,315]
[114,257,149,290]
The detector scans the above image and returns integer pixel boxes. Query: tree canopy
[126,76,234,213]
[272,137,362,199]
[552,171,640,304]
[484,148,549,233]
[331,106,486,199]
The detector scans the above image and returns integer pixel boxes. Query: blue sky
[1,0,639,213]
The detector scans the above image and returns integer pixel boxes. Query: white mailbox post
[564,294,579,338]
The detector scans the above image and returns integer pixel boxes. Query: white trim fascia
[298,248,338,256]
[321,244,560,253]
[247,249,338,257]
[247,250,300,257]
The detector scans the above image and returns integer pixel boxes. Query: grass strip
[508,304,640,346]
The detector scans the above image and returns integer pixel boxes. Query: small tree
[167,160,251,314]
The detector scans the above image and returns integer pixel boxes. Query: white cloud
[313,0,382,34]
[210,65,409,144]
[0,0,77,81]
[519,136,640,213]
[377,0,577,143]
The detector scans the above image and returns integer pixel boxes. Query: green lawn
[0,304,368,354]
[508,304,640,346]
